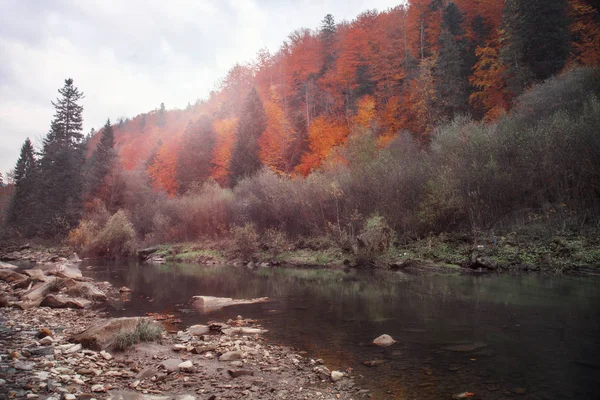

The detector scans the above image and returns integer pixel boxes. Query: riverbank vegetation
[1,1,599,272]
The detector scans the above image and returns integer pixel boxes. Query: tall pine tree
[230,88,267,186]
[87,118,116,199]
[434,2,469,120]
[39,78,86,236]
[9,138,39,235]
[501,0,570,95]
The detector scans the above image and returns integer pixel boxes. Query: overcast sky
[0,0,403,177]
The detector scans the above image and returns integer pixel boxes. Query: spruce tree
[87,118,116,198]
[501,0,570,95]
[38,78,86,236]
[9,138,39,234]
[320,14,337,73]
[434,2,469,119]
[230,88,267,186]
[176,115,216,194]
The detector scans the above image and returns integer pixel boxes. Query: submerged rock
[373,334,396,347]
[192,295,269,312]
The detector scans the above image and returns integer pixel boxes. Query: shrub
[231,223,259,261]
[112,320,163,351]
[355,214,394,266]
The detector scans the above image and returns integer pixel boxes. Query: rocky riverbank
[0,254,370,400]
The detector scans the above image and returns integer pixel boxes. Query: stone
[172,344,186,352]
[91,384,105,393]
[64,344,82,354]
[39,336,54,345]
[68,253,82,263]
[178,360,194,372]
[22,277,58,302]
[71,317,154,350]
[45,263,83,280]
[160,358,183,373]
[67,282,107,301]
[230,361,243,368]
[191,296,269,312]
[100,350,113,360]
[373,334,396,347]
[64,394,76,400]
[331,371,344,382]
[119,286,131,293]
[228,369,254,378]
[314,365,331,379]
[221,327,268,336]
[23,269,47,282]
[14,361,35,371]
[219,351,243,361]
[37,328,53,338]
[0,261,18,269]
[192,344,217,354]
[29,346,53,356]
[40,294,91,309]
[188,324,210,336]
[0,269,28,284]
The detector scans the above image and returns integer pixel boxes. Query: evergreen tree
[176,116,216,194]
[87,119,116,198]
[9,138,39,234]
[158,103,166,127]
[501,0,570,95]
[38,78,86,236]
[434,2,469,119]
[230,88,267,186]
[320,14,337,73]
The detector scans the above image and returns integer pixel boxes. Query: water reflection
[84,261,600,399]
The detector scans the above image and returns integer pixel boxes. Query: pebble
[178,360,194,372]
[64,395,76,400]
[99,350,113,360]
[39,336,54,345]
[331,371,344,382]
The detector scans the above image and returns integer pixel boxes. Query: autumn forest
[2,0,600,261]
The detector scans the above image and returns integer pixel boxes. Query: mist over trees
[1,0,600,250]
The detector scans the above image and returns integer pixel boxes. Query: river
[83,261,600,399]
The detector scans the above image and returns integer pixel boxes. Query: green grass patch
[111,320,163,352]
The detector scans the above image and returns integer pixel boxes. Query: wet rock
[71,317,153,350]
[191,295,269,312]
[219,351,242,361]
[178,360,194,372]
[40,294,91,309]
[331,371,344,382]
[188,324,210,336]
[373,334,396,347]
[228,369,254,378]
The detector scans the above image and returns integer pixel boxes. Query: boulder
[191,296,269,312]
[219,351,243,361]
[0,269,28,284]
[46,263,83,280]
[221,327,268,336]
[331,370,344,382]
[66,282,107,301]
[22,277,58,302]
[188,324,210,336]
[71,317,153,350]
[178,360,194,372]
[0,261,18,269]
[373,334,396,347]
[22,269,47,282]
[40,294,91,309]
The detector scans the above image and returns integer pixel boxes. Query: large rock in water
[191,296,269,312]
[71,317,155,350]
[45,263,83,280]
[373,334,396,347]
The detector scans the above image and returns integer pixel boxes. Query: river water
[83,261,600,399]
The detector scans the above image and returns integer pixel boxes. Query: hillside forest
[2,0,600,264]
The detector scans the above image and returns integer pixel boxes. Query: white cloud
[0,0,403,174]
